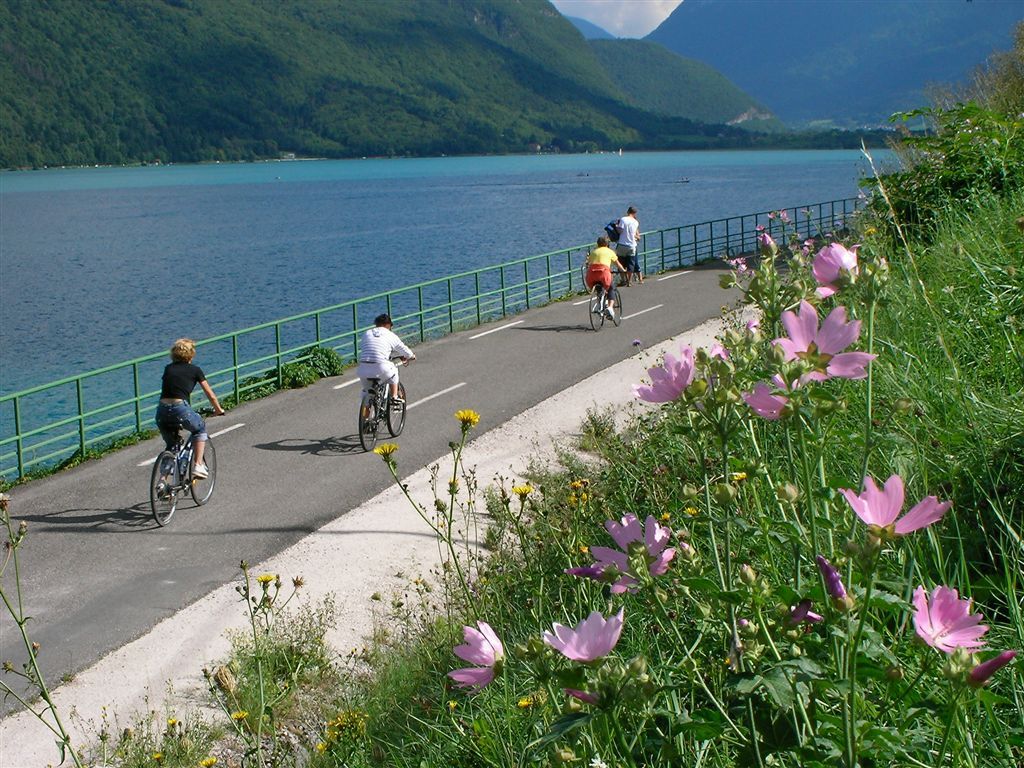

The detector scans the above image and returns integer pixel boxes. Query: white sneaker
[193,463,209,479]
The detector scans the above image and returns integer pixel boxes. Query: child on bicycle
[585,235,627,319]
[357,313,416,404]
[155,338,224,479]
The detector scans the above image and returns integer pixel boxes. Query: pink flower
[816,555,847,600]
[565,688,601,705]
[746,319,760,332]
[840,474,951,536]
[448,621,504,690]
[743,382,789,420]
[813,243,859,298]
[968,650,1017,687]
[568,513,675,593]
[544,608,625,662]
[778,209,790,223]
[633,346,696,402]
[709,343,730,360]
[787,598,824,627]
[912,585,988,654]
[774,300,876,380]
[759,232,778,255]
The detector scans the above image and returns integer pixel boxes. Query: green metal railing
[0,198,862,480]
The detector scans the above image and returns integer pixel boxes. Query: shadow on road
[15,502,155,531]
[252,435,365,456]
[516,323,591,333]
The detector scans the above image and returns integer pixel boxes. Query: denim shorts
[155,402,207,449]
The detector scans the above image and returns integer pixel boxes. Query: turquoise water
[0,150,884,393]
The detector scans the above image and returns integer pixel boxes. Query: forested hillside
[0,0,771,168]
[589,39,783,131]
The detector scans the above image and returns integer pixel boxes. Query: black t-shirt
[161,362,206,401]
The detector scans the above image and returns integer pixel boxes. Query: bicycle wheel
[610,287,623,327]
[358,390,379,451]
[150,451,178,526]
[387,382,407,437]
[191,439,217,505]
[589,289,605,331]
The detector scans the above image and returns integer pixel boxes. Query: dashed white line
[622,304,663,320]
[211,423,245,439]
[657,270,692,281]
[470,320,523,339]
[572,297,592,306]
[333,378,361,390]
[408,382,466,409]
[137,422,245,466]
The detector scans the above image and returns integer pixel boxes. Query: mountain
[646,0,1023,127]
[566,15,615,39]
[589,39,783,130]
[0,0,790,168]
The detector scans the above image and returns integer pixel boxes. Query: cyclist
[357,313,416,405]
[155,338,224,479]
[585,235,627,319]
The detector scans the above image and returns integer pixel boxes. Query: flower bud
[775,482,800,504]
[885,665,904,682]
[893,398,914,415]
[687,379,708,399]
[627,656,648,678]
[681,484,699,501]
[713,483,738,506]
[739,564,757,585]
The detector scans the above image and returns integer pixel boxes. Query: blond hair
[170,338,196,363]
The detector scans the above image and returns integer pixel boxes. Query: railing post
[352,305,359,360]
[546,254,552,301]
[232,335,240,403]
[448,279,454,333]
[14,397,23,479]
[275,324,283,387]
[418,286,425,341]
[524,262,530,309]
[500,267,507,317]
[315,312,322,345]
[475,273,481,325]
[133,362,142,434]
[76,378,86,457]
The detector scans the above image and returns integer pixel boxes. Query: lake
[0,149,886,394]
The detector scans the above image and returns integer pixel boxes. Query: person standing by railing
[615,205,642,286]
[155,338,224,479]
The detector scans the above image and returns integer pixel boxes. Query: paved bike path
[0,262,733,717]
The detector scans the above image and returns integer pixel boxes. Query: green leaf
[527,712,595,750]
[675,709,728,740]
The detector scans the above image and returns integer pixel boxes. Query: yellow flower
[200,758,218,767]
[230,710,249,721]
[455,409,480,429]
[684,506,699,517]
[579,545,589,554]
[166,717,178,728]
[447,700,458,712]
[152,753,163,763]
[517,696,534,709]
[316,743,327,754]
[568,493,578,505]
[864,226,877,236]
[579,493,588,503]
[659,512,671,523]
[570,479,584,490]
[731,472,748,483]
[512,484,533,499]
[256,574,275,585]
[373,442,399,459]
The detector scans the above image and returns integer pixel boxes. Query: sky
[550,0,684,38]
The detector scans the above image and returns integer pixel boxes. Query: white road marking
[657,270,692,281]
[333,378,361,390]
[470,320,523,339]
[408,382,466,409]
[211,423,245,439]
[622,304,663,320]
[137,423,245,465]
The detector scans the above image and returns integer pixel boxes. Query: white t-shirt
[359,327,413,363]
[618,214,639,249]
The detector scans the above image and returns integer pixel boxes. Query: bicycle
[358,360,408,452]
[149,423,217,526]
[587,279,623,331]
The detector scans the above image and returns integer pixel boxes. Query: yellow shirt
[587,246,618,267]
